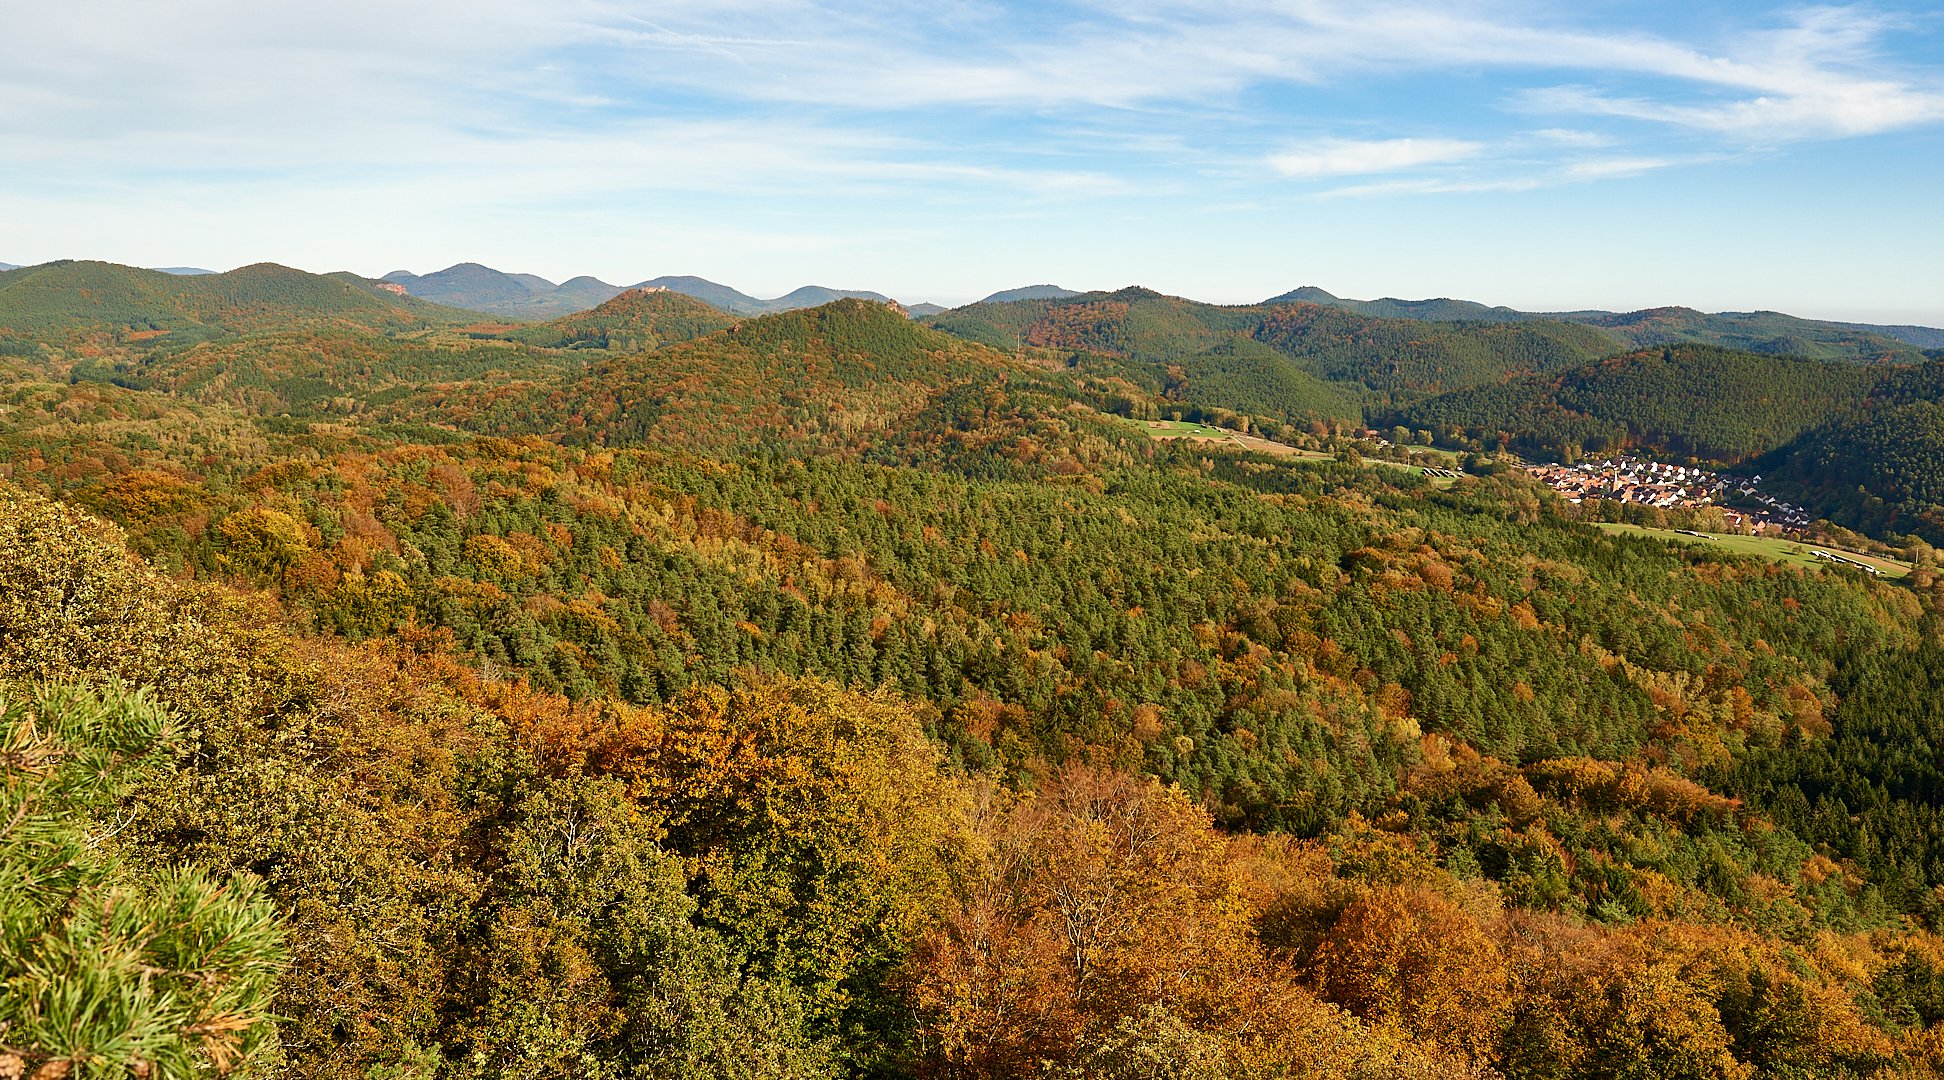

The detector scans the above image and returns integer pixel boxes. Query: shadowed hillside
[1398,345,1883,462]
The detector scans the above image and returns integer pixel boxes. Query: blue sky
[2,1,1941,321]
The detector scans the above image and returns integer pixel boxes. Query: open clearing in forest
[1129,418,1332,458]
[1594,522,1912,578]
[1125,418,1459,486]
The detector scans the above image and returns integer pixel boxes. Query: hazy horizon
[4,254,1940,328]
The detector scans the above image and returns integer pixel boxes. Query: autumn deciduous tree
[905,764,1243,1074]
[1311,884,1511,1061]
[636,677,976,1070]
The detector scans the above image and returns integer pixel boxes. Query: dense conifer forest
[8,262,1944,1079]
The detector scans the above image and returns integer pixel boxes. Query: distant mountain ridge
[634,276,901,317]
[505,287,740,350]
[1837,322,1944,350]
[978,284,1079,304]
[1267,286,1933,362]
[381,263,609,319]
[381,263,920,320]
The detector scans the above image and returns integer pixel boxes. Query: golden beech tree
[903,764,1490,1079]
[1310,884,1512,1060]
[905,763,1249,1074]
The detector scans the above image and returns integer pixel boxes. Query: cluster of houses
[1723,474,1814,530]
[1524,457,1812,533]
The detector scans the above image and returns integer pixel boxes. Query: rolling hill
[1836,322,1944,349]
[382,262,626,319]
[638,275,902,316]
[432,297,1026,454]
[1397,344,1883,462]
[1758,363,1944,541]
[631,274,769,314]
[380,263,930,320]
[1268,286,1929,363]
[978,284,1080,304]
[1165,336,1364,425]
[1571,307,1923,363]
[508,287,739,350]
[0,260,478,349]
[1265,285,1539,324]
[926,286,1616,411]
[1768,400,1944,512]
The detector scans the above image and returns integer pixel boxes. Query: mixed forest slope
[1267,286,1929,362]
[925,288,1617,415]
[425,298,1065,456]
[1397,344,1884,462]
[1763,399,1944,541]
[0,260,476,350]
[1572,306,1924,363]
[1391,343,1944,542]
[11,263,1944,1079]
[506,287,740,349]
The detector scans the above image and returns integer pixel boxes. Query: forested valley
[10,261,1944,1079]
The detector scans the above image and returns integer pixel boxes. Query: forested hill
[0,260,477,349]
[1266,286,1929,362]
[925,287,1617,399]
[1397,344,1884,463]
[1762,394,1944,541]
[508,287,739,349]
[1265,285,1537,324]
[1391,343,1944,543]
[1572,307,1924,363]
[16,262,1944,1078]
[420,297,1080,456]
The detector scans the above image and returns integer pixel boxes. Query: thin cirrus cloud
[560,2,1944,140]
[0,2,1938,193]
[1267,139,1485,179]
[543,1,1944,204]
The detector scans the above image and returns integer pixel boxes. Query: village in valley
[1522,456,1813,533]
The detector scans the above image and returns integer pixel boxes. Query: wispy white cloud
[1519,79,1944,140]
[1559,156,1683,181]
[530,1,1944,146]
[1268,138,1484,179]
[1313,152,1698,199]
[1313,176,1545,200]
[2,1,1936,193]
[1529,128,1618,148]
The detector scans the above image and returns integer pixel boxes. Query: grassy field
[1126,418,1331,458]
[1124,419,1460,486]
[1136,418,1231,438]
[1395,443,1466,464]
[1594,522,1912,578]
